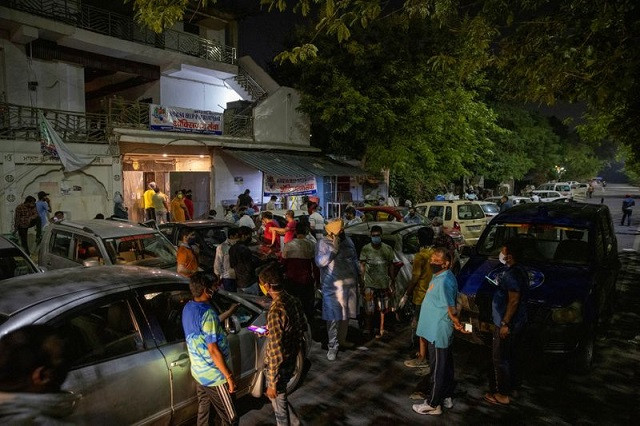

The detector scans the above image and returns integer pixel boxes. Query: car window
[56,299,143,368]
[481,204,500,214]
[0,248,37,280]
[427,206,444,219]
[402,232,420,254]
[445,207,452,221]
[200,227,228,250]
[159,224,175,240]
[211,293,258,328]
[73,237,103,265]
[50,231,73,258]
[457,204,485,220]
[103,233,177,267]
[139,289,192,344]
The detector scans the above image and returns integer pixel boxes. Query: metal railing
[234,68,267,101]
[7,0,237,65]
[0,102,108,143]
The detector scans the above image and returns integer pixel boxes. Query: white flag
[38,112,96,172]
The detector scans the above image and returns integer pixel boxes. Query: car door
[41,230,79,270]
[49,294,172,424]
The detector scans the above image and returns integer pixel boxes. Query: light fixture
[162,153,168,157]
[199,154,205,158]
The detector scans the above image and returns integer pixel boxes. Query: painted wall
[253,87,310,147]
[160,75,242,113]
[212,150,261,216]
[1,39,85,111]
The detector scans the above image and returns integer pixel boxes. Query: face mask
[259,282,268,296]
[430,263,444,274]
[499,252,507,265]
[371,236,382,245]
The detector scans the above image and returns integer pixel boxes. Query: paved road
[237,185,640,425]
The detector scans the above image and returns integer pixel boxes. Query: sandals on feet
[483,393,509,406]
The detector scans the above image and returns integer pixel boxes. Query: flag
[38,112,96,172]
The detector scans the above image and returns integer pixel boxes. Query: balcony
[6,0,236,65]
[0,102,108,144]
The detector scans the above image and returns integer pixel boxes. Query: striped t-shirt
[182,301,230,387]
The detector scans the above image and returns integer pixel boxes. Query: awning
[225,150,367,177]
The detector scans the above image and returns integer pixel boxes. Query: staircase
[233,68,267,102]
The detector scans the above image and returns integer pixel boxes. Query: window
[50,231,72,258]
[457,204,485,220]
[445,207,452,221]
[0,249,37,280]
[73,237,103,264]
[103,233,176,268]
[56,299,143,367]
[211,294,257,328]
[159,225,175,240]
[403,232,420,254]
[427,206,444,220]
[139,289,192,344]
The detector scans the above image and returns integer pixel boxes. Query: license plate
[467,226,481,231]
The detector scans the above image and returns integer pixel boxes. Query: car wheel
[574,331,595,373]
[285,348,305,394]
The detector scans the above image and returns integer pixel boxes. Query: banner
[149,104,223,135]
[38,112,96,172]
[264,175,317,196]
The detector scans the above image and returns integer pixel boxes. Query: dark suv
[457,202,619,371]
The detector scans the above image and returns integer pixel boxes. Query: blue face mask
[371,236,382,245]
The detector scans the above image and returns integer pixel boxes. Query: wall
[86,80,160,112]
[0,39,85,111]
[160,75,242,113]
[212,150,261,215]
[253,87,310,147]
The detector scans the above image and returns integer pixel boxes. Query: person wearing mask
[266,195,278,211]
[182,273,238,426]
[229,226,260,295]
[282,222,318,325]
[344,207,362,227]
[0,325,80,423]
[237,207,256,229]
[35,191,51,242]
[177,231,199,277]
[431,217,459,274]
[270,210,297,246]
[359,225,395,339]
[152,187,169,224]
[214,227,239,292]
[143,182,157,221]
[171,191,190,222]
[403,207,422,225]
[315,219,360,361]
[307,202,325,240]
[484,240,528,406]
[184,190,195,220]
[260,263,308,426]
[13,196,38,255]
[113,191,128,219]
[412,248,464,416]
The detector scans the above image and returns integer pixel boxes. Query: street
[237,184,640,425]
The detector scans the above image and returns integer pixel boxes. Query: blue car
[457,202,619,371]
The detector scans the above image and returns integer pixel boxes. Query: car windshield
[457,204,486,220]
[0,248,37,280]
[481,204,500,214]
[478,223,591,264]
[103,233,177,268]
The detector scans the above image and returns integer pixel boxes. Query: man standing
[621,194,635,226]
[237,189,253,209]
[237,207,256,229]
[270,210,297,246]
[316,219,360,360]
[403,207,422,224]
[307,202,325,240]
[35,191,51,243]
[344,207,362,227]
[282,222,318,325]
[412,248,463,416]
[143,182,157,221]
[177,231,199,277]
[266,195,278,210]
[229,226,260,294]
[214,227,239,291]
[152,187,169,224]
[260,264,307,426]
[184,189,195,220]
[499,195,513,212]
[182,273,238,426]
[431,217,459,274]
[13,196,38,255]
[359,225,395,339]
[484,240,528,406]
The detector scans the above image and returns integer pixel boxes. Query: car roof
[0,266,186,318]
[415,200,478,206]
[164,219,236,227]
[491,202,606,227]
[345,221,421,235]
[51,220,158,239]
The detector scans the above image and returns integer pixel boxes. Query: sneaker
[327,348,337,361]
[412,402,442,415]
[404,358,429,368]
[443,397,454,409]
[409,392,426,400]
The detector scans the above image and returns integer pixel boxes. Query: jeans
[145,207,156,221]
[17,227,30,255]
[427,340,455,407]
[269,392,301,426]
[196,383,238,426]
[621,209,632,226]
[327,319,349,350]
[239,282,260,295]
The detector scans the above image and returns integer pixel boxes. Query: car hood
[458,257,592,307]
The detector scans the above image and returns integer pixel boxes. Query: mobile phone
[248,325,268,335]
[485,276,498,286]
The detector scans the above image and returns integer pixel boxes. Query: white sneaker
[327,348,337,361]
[412,402,442,415]
[443,397,454,409]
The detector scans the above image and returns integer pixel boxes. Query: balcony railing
[0,102,108,144]
[7,0,237,65]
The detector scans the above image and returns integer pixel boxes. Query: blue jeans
[269,392,300,426]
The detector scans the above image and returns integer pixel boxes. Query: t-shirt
[238,193,252,207]
[308,212,324,237]
[181,301,230,387]
[417,270,457,348]
[35,200,49,227]
[151,192,167,212]
[492,265,529,331]
[143,189,155,209]
[411,246,435,305]
[623,198,635,211]
[359,243,395,289]
[284,220,296,244]
[177,244,198,277]
[237,214,256,229]
[282,238,316,287]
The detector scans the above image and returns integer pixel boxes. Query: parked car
[484,196,531,206]
[530,190,568,203]
[0,266,310,424]
[457,202,619,371]
[0,235,40,280]
[537,182,572,197]
[38,219,177,271]
[159,220,238,273]
[356,206,428,224]
[416,200,487,246]
[476,201,500,222]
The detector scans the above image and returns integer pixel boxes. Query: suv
[416,200,487,245]
[39,219,177,271]
[538,182,572,196]
[457,202,619,371]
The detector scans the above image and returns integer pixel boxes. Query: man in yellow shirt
[171,191,190,222]
[143,182,157,221]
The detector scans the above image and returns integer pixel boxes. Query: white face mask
[499,252,507,264]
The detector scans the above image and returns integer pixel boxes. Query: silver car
[0,236,40,280]
[0,266,310,424]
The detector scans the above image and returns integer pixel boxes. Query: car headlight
[551,301,583,324]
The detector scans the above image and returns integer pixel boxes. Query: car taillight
[453,221,461,230]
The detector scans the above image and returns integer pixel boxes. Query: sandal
[375,330,386,339]
[483,393,509,406]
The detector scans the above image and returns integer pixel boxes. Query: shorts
[364,287,391,315]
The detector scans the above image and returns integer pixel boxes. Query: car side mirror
[460,245,475,257]
[225,315,241,335]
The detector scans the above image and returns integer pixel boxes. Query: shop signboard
[264,175,317,196]
[149,104,223,135]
